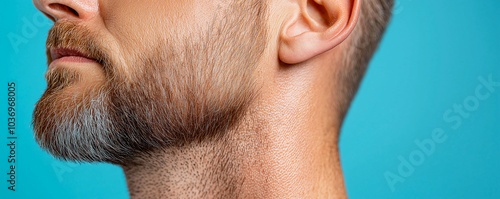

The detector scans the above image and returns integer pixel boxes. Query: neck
[121,66,346,198]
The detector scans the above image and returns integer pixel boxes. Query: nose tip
[33,0,98,22]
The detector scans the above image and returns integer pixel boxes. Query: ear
[279,0,361,64]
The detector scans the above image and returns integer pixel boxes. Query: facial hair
[33,0,268,164]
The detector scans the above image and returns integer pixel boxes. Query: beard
[33,0,268,164]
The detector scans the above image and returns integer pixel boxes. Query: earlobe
[279,0,361,64]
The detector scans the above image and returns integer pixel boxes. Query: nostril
[48,3,79,18]
[41,11,56,22]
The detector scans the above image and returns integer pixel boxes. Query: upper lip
[49,48,96,63]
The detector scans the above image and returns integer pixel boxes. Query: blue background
[2,0,499,198]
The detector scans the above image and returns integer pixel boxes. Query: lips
[49,48,98,65]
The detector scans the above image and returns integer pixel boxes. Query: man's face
[32,0,268,163]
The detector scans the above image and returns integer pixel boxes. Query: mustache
[46,22,110,68]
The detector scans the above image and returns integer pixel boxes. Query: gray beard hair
[34,77,121,161]
[55,92,112,159]
[33,0,268,164]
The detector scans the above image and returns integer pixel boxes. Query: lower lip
[50,56,98,66]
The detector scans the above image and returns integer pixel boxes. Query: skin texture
[33,0,268,164]
[32,0,392,198]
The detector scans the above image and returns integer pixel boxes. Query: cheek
[101,1,193,43]
[97,0,227,77]
[99,1,199,69]
[100,0,223,51]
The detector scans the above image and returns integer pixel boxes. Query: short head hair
[337,0,395,122]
